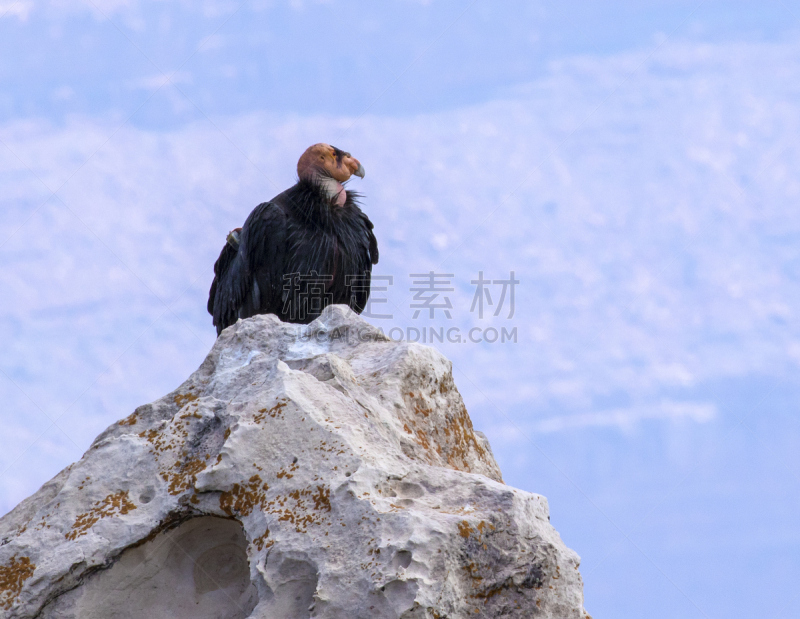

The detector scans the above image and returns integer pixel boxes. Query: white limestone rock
[0,305,589,618]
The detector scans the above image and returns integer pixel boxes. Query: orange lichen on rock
[161,458,207,496]
[398,368,499,480]
[220,475,269,517]
[264,485,333,534]
[219,470,331,534]
[459,518,538,609]
[311,485,331,511]
[66,491,137,541]
[0,555,35,610]
[254,399,288,423]
[138,428,173,454]
[413,400,432,418]
[173,391,199,408]
[476,521,495,534]
[414,428,432,452]
[458,519,495,540]
[276,461,300,479]
[253,528,273,551]
[441,403,489,468]
[118,411,138,426]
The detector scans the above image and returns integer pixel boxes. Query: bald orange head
[297,143,365,183]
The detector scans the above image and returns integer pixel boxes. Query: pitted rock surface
[0,305,589,618]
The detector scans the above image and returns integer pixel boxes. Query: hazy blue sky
[2,2,800,617]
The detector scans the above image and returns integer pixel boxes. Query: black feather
[207,178,378,335]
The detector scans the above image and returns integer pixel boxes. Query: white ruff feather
[317,176,347,206]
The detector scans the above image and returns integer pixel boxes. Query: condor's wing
[208,201,287,335]
[344,209,379,314]
[207,230,248,336]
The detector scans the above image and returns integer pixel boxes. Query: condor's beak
[354,162,366,179]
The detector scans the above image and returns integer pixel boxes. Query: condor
[208,144,379,335]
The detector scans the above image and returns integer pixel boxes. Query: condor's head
[297,143,365,206]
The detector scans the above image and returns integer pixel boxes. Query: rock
[0,305,589,618]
